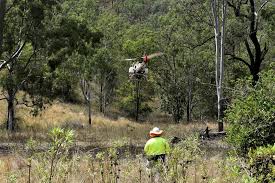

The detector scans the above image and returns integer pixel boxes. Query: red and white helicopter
[126,52,163,80]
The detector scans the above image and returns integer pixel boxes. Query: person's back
[144,127,170,182]
[144,136,170,157]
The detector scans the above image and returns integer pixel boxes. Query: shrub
[248,144,275,183]
[34,127,75,182]
[226,68,275,154]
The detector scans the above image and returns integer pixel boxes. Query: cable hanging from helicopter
[126,52,163,80]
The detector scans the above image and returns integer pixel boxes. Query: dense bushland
[226,68,275,154]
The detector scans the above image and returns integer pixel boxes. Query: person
[144,127,170,181]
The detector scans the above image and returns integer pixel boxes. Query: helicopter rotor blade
[146,52,164,59]
[124,58,137,61]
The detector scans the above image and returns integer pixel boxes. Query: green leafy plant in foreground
[248,144,275,183]
[32,127,75,183]
[226,68,275,154]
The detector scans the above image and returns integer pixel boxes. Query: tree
[0,0,59,70]
[226,0,271,85]
[91,11,126,114]
[0,0,99,131]
[211,0,227,131]
[0,0,62,130]
[152,0,215,123]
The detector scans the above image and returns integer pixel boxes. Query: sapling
[47,127,74,182]
[25,138,38,183]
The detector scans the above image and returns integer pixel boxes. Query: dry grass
[0,99,220,143]
[0,143,236,183]
[0,99,236,183]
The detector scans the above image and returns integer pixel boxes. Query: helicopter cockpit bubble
[129,66,135,75]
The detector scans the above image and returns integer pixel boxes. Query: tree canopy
[0,0,274,128]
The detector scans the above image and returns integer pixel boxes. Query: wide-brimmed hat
[149,127,163,137]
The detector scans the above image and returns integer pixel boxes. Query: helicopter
[126,52,163,80]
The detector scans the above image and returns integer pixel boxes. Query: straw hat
[149,127,163,137]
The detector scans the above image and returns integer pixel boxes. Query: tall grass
[0,99,239,183]
[0,134,245,183]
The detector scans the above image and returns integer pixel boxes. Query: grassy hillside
[0,95,219,144]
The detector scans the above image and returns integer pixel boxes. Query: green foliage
[217,151,258,183]
[226,68,275,153]
[7,173,18,183]
[248,144,275,183]
[35,127,75,182]
[164,135,203,182]
[115,81,153,119]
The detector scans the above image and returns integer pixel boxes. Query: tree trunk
[186,101,191,122]
[247,0,266,85]
[6,93,15,131]
[186,69,193,123]
[219,0,226,131]
[186,85,192,122]
[80,78,92,125]
[100,80,103,113]
[228,0,268,85]
[211,0,227,132]
[135,80,140,122]
[103,92,106,115]
[88,100,91,125]
[0,0,6,56]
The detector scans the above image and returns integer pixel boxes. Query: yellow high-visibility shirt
[144,137,170,156]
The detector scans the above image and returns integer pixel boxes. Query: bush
[225,69,275,154]
[248,144,275,183]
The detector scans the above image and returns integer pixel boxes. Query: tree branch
[257,0,269,14]
[255,0,270,31]
[191,36,215,50]
[5,0,18,13]
[249,0,256,31]
[0,97,7,100]
[227,1,249,18]
[244,39,254,64]
[226,53,252,69]
[0,41,26,70]
[22,47,38,71]
[261,43,268,61]
[80,78,92,102]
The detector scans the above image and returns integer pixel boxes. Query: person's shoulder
[160,137,168,142]
[146,138,155,143]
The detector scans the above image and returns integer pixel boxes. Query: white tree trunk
[211,0,227,132]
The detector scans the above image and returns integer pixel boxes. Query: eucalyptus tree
[0,0,99,131]
[211,0,227,131]
[0,0,64,131]
[226,0,272,84]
